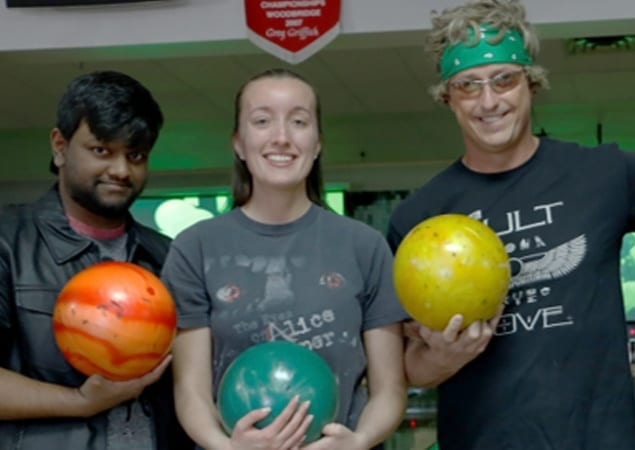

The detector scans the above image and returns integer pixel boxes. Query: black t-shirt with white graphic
[388,138,635,450]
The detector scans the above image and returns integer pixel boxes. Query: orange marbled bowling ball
[52,261,176,381]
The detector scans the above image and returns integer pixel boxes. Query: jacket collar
[34,185,163,266]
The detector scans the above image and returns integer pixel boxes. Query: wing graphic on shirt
[509,234,586,289]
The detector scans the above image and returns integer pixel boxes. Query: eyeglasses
[448,70,525,97]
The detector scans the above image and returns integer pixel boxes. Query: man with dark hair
[0,70,192,450]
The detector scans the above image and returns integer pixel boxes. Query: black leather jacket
[0,186,193,450]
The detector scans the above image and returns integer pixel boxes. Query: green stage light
[131,189,346,238]
[568,35,635,53]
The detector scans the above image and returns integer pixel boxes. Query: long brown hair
[231,68,325,208]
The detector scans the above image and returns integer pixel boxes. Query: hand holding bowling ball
[217,341,339,444]
[393,214,510,331]
[52,261,177,381]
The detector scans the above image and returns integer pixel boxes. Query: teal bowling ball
[217,341,339,443]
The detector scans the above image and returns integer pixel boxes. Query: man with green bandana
[388,0,635,448]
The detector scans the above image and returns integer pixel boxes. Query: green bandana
[440,25,533,80]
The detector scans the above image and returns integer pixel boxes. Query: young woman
[162,68,407,450]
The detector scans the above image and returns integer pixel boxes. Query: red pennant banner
[244,0,341,64]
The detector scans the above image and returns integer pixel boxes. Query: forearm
[404,339,458,388]
[174,383,230,450]
[0,367,88,420]
[354,383,407,448]
[172,327,230,450]
[355,324,408,448]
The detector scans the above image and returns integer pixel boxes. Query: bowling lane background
[0,2,634,449]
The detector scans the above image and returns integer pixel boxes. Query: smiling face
[52,120,149,226]
[232,76,321,199]
[446,63,535,168]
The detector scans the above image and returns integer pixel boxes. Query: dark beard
[70,183,141,220]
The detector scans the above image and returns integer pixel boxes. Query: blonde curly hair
[426,0,549,102]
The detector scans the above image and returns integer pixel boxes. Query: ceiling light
[568,35,635,54]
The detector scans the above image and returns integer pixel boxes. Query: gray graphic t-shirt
[162,205,408,429]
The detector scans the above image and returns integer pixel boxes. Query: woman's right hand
[227,395,313,450]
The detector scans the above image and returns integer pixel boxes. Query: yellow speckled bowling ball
[393,214,510,330]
